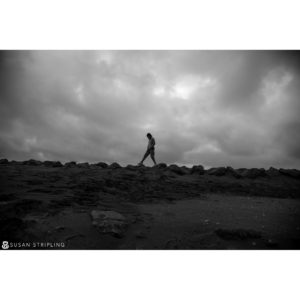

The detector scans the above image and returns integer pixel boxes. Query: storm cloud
[0,50,300,168]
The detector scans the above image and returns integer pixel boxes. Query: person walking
[138,133,157,166]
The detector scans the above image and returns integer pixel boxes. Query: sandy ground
[0,163,300,249]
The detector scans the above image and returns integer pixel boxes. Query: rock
[207,167,227,176]
[137,163,146,168]
[279,168,300,179]
[44,161,63,167]
[0,158,9,164]
[201,166,241,178]
[64,161,77,167]
[43,160,62,167]
[126,164,138,170]
[155,163,167,169]
[239,168,266,179]
[22,159,42,166]
[77,162,90,168]
[180,166,190,175]
[266,167,280,177]
[54,226,65,232]
[215,228,261,240]
[90,210,128,238]
[109,162,122,169]
[168,164,186,175]
[226,166,242,178]
[236,168,247,176]
[95,162,108,168]
[43,160,52,167]
[190,165,205,175]
[10,160,22,165]
[52,161,63,167]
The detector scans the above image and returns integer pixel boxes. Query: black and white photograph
[1,1,300,299]
[1,50,300,250]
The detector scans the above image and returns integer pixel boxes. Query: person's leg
[140,149,150,164]
[150,149,157,165]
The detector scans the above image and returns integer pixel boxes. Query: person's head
[146,133,152,139]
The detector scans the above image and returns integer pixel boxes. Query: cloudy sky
[0,50,299,168]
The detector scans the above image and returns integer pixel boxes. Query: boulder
[168,164,185,175]
[136,164,147,170]
[109,162,121,169]
[126,164,138,170]
[266,167,280,177]
[240,168,266,179]
[43,160,53,167]
[207,167,227,176]
[190,165,205,175]
[180,166,190,175]
[43,161,63,167]
[10,160,22,165]
[95,162,108,168]
[52,161,63,167]
[64,161,77,168]
[226,166,242,178]
[77,162,90,168]
[279,168,300,179]
[90,210,128,238]
[22,159,42,166]
[0,158,9,165]
[155,163,167,169]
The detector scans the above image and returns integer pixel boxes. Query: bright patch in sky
[153,86,166,97]
[75,84,85,105]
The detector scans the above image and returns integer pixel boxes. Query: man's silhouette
[139,133,157,166]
